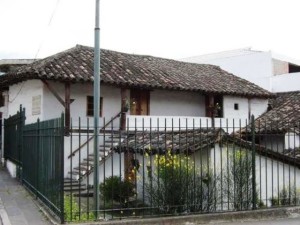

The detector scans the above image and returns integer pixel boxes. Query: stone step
[99,146,112,152]
[67,173,80,180]
[99,144,115,148]
[74,164,92,170]
[89,151,109,158]
[64,178,79,185]
[64,181,87,192]
[74,166,90,173]
[107,136,125,142]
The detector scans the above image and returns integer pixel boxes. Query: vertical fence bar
[69,118,73,221]
[60,113,65,223]
[36,118,40,198]
[251,115,256,210]
[19,105,25,181]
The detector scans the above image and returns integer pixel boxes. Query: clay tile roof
[113,128,223,155]
[245,91,300,133]
[0,45,272,98]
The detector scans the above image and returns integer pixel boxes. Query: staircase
[64,130,126,195]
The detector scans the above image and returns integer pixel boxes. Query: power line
[9,0,61,104]
[34,0,61,60]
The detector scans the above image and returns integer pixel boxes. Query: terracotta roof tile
[242,91,300,133]
[113,128,222,155]
[0,45,272,98]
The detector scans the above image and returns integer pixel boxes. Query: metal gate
[4,105,25,179]
[4,106,65,222]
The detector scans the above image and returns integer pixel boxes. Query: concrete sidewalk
[0,166,52,225]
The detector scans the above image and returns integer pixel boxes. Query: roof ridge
[0,45,273,98]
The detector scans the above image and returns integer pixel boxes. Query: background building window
[87,96,103,117]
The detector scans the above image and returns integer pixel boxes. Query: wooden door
[130,89,149,115]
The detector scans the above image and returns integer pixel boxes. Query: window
[205,95,223,118]
[0,93,4,107]
[87,96,103,117]
[234,103,239,110]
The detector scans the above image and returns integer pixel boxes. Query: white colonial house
[0,45,275,192]
[0,45,271,126]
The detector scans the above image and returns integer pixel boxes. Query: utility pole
[93,0,100,219]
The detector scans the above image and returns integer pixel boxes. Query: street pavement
[215,217,300,224]
[0,166,51,225]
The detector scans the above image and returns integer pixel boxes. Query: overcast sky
[1,0,300,60]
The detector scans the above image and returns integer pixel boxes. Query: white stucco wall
[285,132,300,149]
[6,159,17,178]
[43,82,122,127]
[249,98,268,118]
[210,144,300,207]
[182,51,273,91]
[261,135,285,153]
[149,90,205,117]
[8,80,44,124]
[271,72,300,92]
[255,154,300,206]
[82,152,124,186]
[223,96,267,120]
[223,96,249,119]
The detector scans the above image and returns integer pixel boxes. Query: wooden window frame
[87,96,103,117]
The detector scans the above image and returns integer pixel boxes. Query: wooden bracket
[42,80,65,107]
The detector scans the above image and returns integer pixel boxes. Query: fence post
[60,113,65,224]
[19,105,25,182]
[36,118,40,198]
[251,115,256,210]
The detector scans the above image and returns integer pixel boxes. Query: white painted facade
[92,142,300,207]
[208,144,300,207]
[149,90,205,117]
[43,81,122,127]
[271,72,300,93]
[261,135,285,153]
[2,79,268,128]
[223,96,268,119]
[8,80,44,124]
[285,132,300,150]
[1,79,269,181]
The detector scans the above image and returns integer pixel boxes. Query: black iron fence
[65,116,300,222]
[4,110,300,223]
[22,116,65,222]
[4,107,65,223]
[4,105,25,170]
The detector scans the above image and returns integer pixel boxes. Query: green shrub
[270,186,300,206]
[145,151,217,214]
[64,195,95,222]
[99,176,135,207]
[222,150,254,210]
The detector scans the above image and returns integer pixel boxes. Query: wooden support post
[208,95,215,127]
[120,88,127,130]
[121,88,132,180]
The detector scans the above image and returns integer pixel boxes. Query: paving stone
[0,167,51,225]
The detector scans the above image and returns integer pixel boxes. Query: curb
[0,197,12,225]
[68,206,300,225]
